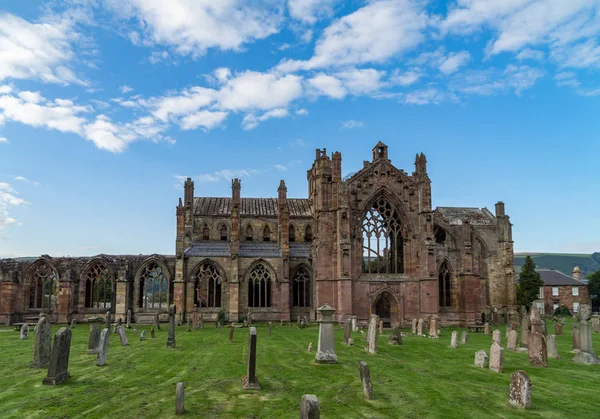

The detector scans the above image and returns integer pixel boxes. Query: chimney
[495,201,505,217]
[278,179,287,202]
[573,266,581,281]
[232,178,241,207]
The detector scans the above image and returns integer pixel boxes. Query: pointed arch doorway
[373,292,396,328]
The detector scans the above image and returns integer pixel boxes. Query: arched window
[439,261,452,308]
[434,226,446,245]
[304,225,313,242]
[289,225,296,243]
[28,261,57,310]
[84,261,114,309]
[202,224,210,240]
[245,225,253,241]
[248,262,272,307]
[362,198,404,274]
[193,262,222,307]
[139,263,170,309]
[220,224,228,241]
[292,265,311,307]
[263,225,271,242]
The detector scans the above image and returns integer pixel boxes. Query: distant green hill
[514,252,600,279]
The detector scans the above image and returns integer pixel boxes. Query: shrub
[554,306,571,316]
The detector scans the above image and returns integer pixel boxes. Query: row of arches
[199,223,313,242]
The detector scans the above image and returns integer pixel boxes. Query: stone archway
[373,291,398,328]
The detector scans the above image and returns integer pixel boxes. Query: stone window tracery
[289,225,295,243]
[304,225,313,242]
[220,224,228,241]
[263,225,271,242]
[292,265,311,307]
[202,223,209,240]
[439,261,452,308]
[362,198,404,274]
[84,261,114,309]
[28,262,57,310]
[193,262,222,308]
[248,262,271,307]
[245,225,253,241]
[139,263,171,309]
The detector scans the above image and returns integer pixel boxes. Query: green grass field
[1,320,599,418]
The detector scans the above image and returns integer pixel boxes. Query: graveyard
[1,316,599,418]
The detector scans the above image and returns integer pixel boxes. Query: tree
[585,269,600,311]
[517,256,544,310]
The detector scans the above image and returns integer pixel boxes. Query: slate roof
[537,269,587,286]
[239,242,282,258]
[193,197,312,218]
[435,207,496,226]
[185,242,231,257]
[290,242,312,258]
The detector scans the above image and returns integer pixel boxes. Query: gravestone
[199,313,204,329]
[151,327,155,338]
[520,313,530,349]
[352,316,358,332]
[105,311,111,329]
[428,315,439,339]
[528,331,547,367]
[492,329,502,345]
[358,361,374,400]
[591,315,600,333]
[308,342,312,352]
[367,314,379,355]
[474,350,488,368]
[316,304,337,363]
[388,326,401,345]
[530,306,544,335]
[243,319,248,328]
[343,318,352,345]
[269,321,272,337]
[483,322,490,335]
[507,330,518,351]
[86,317,104,354]
[229,323,235,343]
[417,318,423,336]
[186,316,192,332]
[155,312,161,330]
[300,394,320,419]
[553,323,563,336]
[379,319,383,335]
[117,325,129,346]
[192,305,199,330]
[43,327,72,385]
[127,309,132,329]
[140,330,146,341]
[492,307,499,326]
[489,342,504,373]
[546,334,560,359]
[112,325,117,334]
[348,337,354,346]
[70,319,76,328]
[175,382,185,415]
[297,316,301,326]
[450,331,458,348]
[300,316,308,328]
[573,304,600,364]
[96,328,110,366]
[20,323,29,340]
[247,312,252,327]
[411,318,417,334]
[167,304,176,348]
[509,370,531,409]
[117,317,122,327]
[133,328,137,335]
[572,323,580,352]
[460,331,468,344]
[242,327,260,390]
[32,313,52,368]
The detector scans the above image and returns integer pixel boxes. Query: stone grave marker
[43,327,72,385]
[269,321,272,337]
[140,330,146,341]
[460,331,468,344]
[348,338,354,346]
[242,327,260,390]
[484,322,490,335]
[509,370,531,409]
[70,319,77,328]
[388,326,401,345]
[199,313,204,329]
[316,304,337,363]
[155,312,161,331]
[175,382,185,415]
[126,309,132,329]
[591,314,600,333]
[553,323,563,336]
[546,334,560,359]
[573,304,600,364]
[105,311,111,329]
[117,325,129,346]
[20,323,29,340]
[528,331,547,367]
[86,317,104,354]
[229,323,235,343]
[572,323,580,352]
[352,316,358,332]
[474,350,487,368]
[530,306,544,335]
[300,395,320,419]
[96,328,110,366]
[186,316,192,332]
[133,328,137,335]
[308,342,312,352]
[192,305,199,330]
[379,319,383,335]
[112,325,117,334]
[450,331,458,348]
[367,314,379,355]
[417,318,423,336]
[520,312,530,348]
[167,304,176,348]
[492,329,502,345]
[428,315,439,339]
[151,327,155,338]
[32,313,52,368]
[489,342,504,373]
[343,318,352,345]
[507,330,518,351]
[411,318,417,334]
[358,361,374,400]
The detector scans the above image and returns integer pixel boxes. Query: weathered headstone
[140,330,146,341]
[530,306,544,335]
[105,311,111,329]
[492,329,502,345]
[367,314,379,355]
[126,309,132,329]
[316,304,337,363]
[229,323,235,343]
[553,323,563,336]
[573,304,600,364]
[348,337,354,346]
[86,317,104,354]
[460,331,468,344]
[358,361,374,400]
[117,317,122,327]
[112,325,117,334]
[572,323,580,352]
[133,328,137,335]
[117,325,129,346]
[247,312,252,327]
[186,316,192,332]
[591,314,600,333]
[192,305,199,330]
[507,329,518,351]
[199,312,204,329]
[167,304,176,348]
[70,319,77,328]
[520,313,530,349]
[308,342,312,352]
[509,370,531,409]
[297,316,301,326]
[243,319,248,328]
[151,327,155,338]
[175,382,185,415]
[483,322,490,335]
[546,334,560,359]
[411,318,417,334]
[379,319,383,335]
[300,395,320,419]
[428,315,439,339]
[155,312,161,330]
[343,318,352,345]
[242,327,260,390]
[489,342,504,373]
[417,318,423,336]
[20,323,29,340]
[268,321,272,337]
[388,326,401,345]
[528,331,547,367]
[352,316,358,332]
[96,328,110,366]
[474,350,488,368]
[32,314,52,368]
[43,327,72,385]
[450,331,458,348]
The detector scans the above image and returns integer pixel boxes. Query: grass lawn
[0,319,599,418]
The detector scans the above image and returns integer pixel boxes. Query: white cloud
[390,69,423,86]
[119,85,134,94]
[296,108,309,115]
[277,0,430,72]
[242,108,289,130]
[552,39,600,69]
[439,51,471,74]
[403,87,454,105]
[451,65,545,96]
[554,72,580,88]
[109,0,283,57]
[516,48,545,61]
[146,87,218,122]
[307,73,346,98]
[274,164,288,171]
[0,182,28,238]
[288,0,338,24]
[0,136,8,144]
[180,110,228,131]
[335,68,386,95]
[195,168,261,183]
[149,51,169,64]
[14,176,40,186]
[341,119,364,129]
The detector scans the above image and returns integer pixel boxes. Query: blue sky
[0,0,599,257]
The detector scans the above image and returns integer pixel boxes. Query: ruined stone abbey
[0,142,516,327]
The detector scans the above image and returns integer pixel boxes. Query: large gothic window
[193,262,222,307]
[304,225,313,242]
[220,224,228,241]
[84,261,114,309]
[362,198,404,274]
[28,262,57,310]
[248,262,272,307]
[292,265,311,307]
[245,225,253,241]
[263,225,271,242]
[439,261,452,308]
[139,263,171,309]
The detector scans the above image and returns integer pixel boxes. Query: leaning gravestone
[367,314,379,354]
[388,326,401,345]
[507,330,518,351]
[528,332,547,367]
[140,330,146,341]
[546,334,560,359]
[20,323,29,340]
[489,342,504,373]
[358,361,374,400]
[573,304,600,364]
[520,312,530,349]
[70,319,76,328]
[509,370,531,409]
[43,327,72,385]
[242,327,260,390]
[450,331,458,348]
[86,317,104,354]
[300,394,320,419]
[96,328,110,366]
[175,382,185,415]
[474,350,488,368]
[32,313,52,368]
[167,304,176,348]
[417,318,424,336]
[461,331,468,344]
[343,318,352,345]
[316,304,337,363]
[117,325,129,346]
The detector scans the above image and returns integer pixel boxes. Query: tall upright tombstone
[43,327,72,385]
[528,332,547,367]
[229,323,235,343]
[573,304,600,364]
[126,309,132,329]
[520,311,530,349]
[32,313,52,368]
[268,321,272,337]
[343,318,352,345]
[167,304,176,348]
[417,318,423,336]
[86,317,104,354]
[20,323,29,340]
[411,318,417,334]
[489,342,504,373]
[192,305,199,330]
[509,370,532,409]
[155,312,161,330]
[105,311,111,330]
[300,395,320,419]
[507,330,518,351]
[358,361,374,400]
[315,304,337,363]
[352,316,358,332]
[96,328,110,366]
[530,305,545,335]
[117,325,129,346]
[242,327,260,390]
[572,323,581,352]
[460,331,468,344]
[428,315,439,339]
[450,331,458,348]
[175,382,185,415]
[546,334,560,359]
[367,314,380,354]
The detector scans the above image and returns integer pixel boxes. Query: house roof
[536,269,586,286]
[193,197,312,218]
[435,207,496,226]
